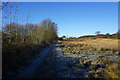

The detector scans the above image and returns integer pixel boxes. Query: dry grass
[58,38,119,79]
[58,38,119,50]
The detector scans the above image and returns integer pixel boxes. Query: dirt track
[32,44,79,78]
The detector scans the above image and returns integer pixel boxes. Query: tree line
[2,18,58,46]
[2,3,58,77]
[2,18,58,77]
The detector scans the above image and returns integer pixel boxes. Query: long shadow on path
[32,44,78,78]
[32,46,57,78]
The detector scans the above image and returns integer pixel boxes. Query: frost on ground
[33,44,79,78]
[33,44,92,78]
[57,40,119,78]
[17,44,54,78]
[55,44,90,78]
[7,42,119,79]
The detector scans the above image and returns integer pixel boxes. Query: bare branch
[0,2,8,11]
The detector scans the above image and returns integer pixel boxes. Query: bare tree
[0,2,8,11]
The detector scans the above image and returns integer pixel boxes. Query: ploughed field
[57,38,120,78]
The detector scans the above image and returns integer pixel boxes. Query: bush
[58,37,63,41]
[2,19,58,78]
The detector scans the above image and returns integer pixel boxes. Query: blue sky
[9,2,118,37]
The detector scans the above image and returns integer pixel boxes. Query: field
[58,38,120,78]
[2,2,119,79]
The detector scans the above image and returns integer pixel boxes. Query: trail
[17,44,54,78]
[7,42,119,79]
[17,43,88,78]
[33,44,78,78]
